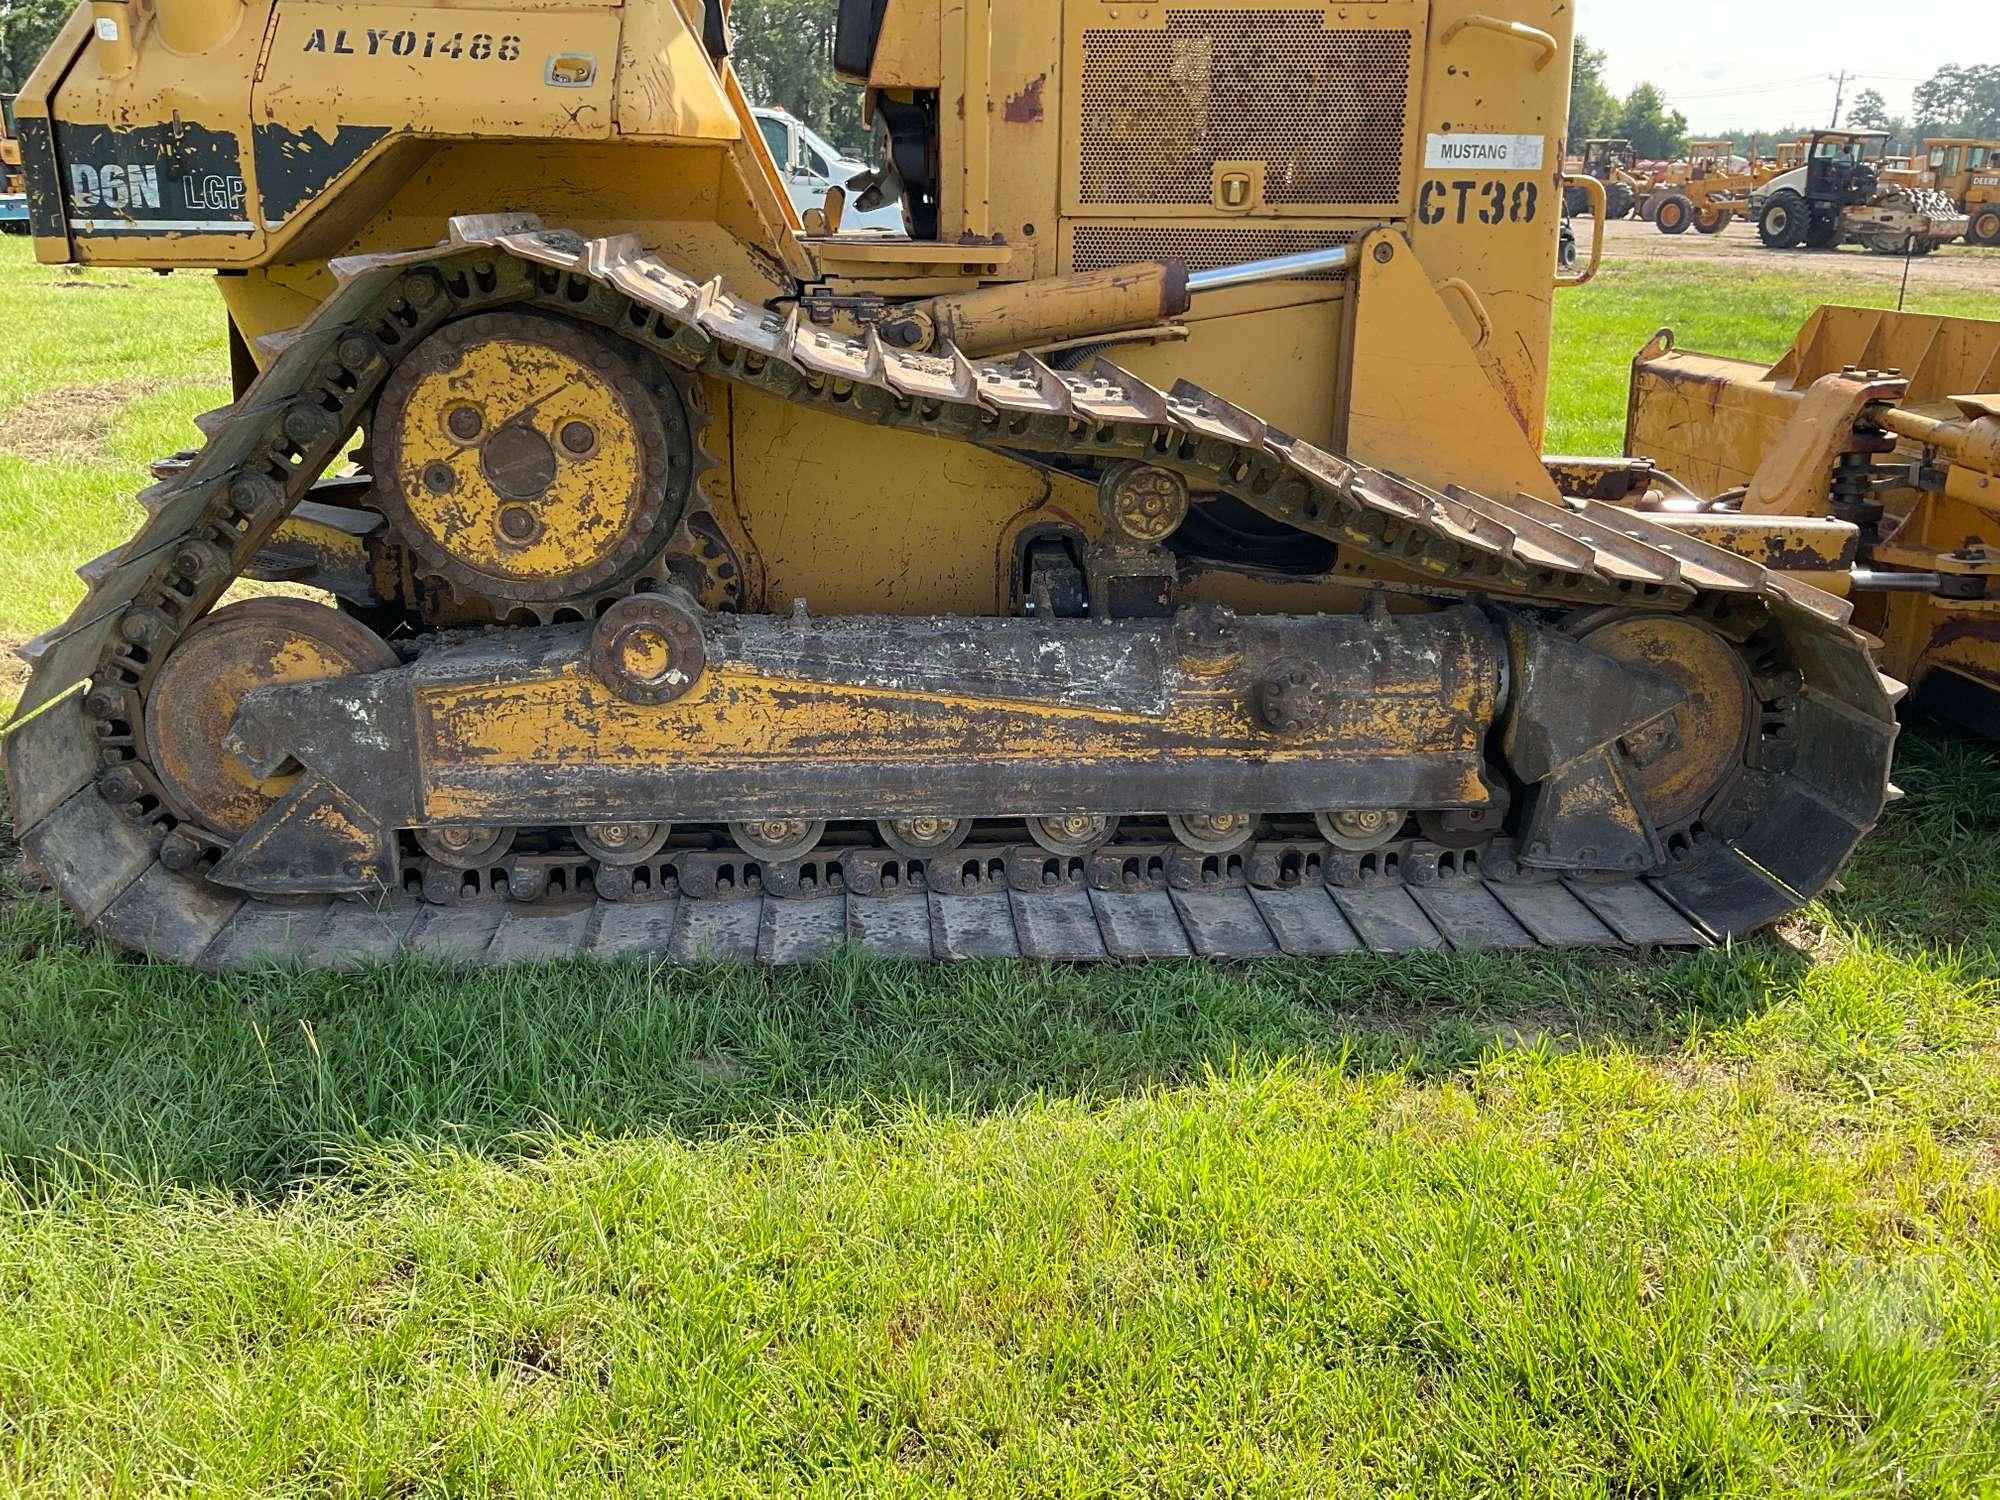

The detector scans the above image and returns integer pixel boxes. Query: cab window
[801,143,831,178]
[1971,147,1990,170]
[757,116,793,170]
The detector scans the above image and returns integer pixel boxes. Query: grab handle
[1557,174,1607,288]
[1441,14,1559,70]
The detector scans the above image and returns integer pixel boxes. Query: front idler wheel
[144,598,399,840]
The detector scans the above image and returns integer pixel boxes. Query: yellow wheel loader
[2,0,1958,968]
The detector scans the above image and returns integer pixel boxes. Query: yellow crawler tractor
[0,0,1947,967]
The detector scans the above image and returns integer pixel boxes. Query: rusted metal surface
[894,261,1192,357]
[143,598,398,839]
[1627,305,2000,738]
[202,597,1725,901]
[372,312,693,606]
[1649,515,1858,575]
[4,220,1901,967]
[1744,371,1907,517]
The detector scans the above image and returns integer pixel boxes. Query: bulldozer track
[6,215,1900,968]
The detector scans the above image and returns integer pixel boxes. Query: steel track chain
[5,214,1901,966]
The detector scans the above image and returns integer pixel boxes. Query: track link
[6,215,1901,967]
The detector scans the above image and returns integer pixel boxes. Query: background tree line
[1,0,69,93]
[1567,38,1689,158]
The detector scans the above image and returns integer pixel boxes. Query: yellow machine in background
[1646,141,1753,236]
[0,96,27,231]
[1919,139,2000,245]
[1630,311,2000,734]
[1565,137,1651,219]
[2,0,1978,969]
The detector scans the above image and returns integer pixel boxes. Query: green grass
[0,247,229,645]
[1,236,1998,1493]
[1546,259,2000,457]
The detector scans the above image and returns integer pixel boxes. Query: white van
[751,107,904,233]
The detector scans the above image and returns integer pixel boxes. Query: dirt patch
[1592,216,2000,292]
[0,378,196,463]
[0,637,26,709]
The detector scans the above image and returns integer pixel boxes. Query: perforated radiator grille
[1076,9,1413,208]
[1070,224,1359,276]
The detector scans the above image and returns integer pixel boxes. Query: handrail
[1435,277,1494,348]
[1441,15,1559,70]
[1557,175,1607,288]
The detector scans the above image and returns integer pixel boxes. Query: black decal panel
[15,115,66,242]
[52,121,252,236]
[252,124,392,226]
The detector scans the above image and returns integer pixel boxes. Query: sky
[1575,0,1998,132]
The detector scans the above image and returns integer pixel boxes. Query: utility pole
[1829,70,1851,128]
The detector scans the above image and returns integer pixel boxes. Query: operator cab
[1804,129,1888,203]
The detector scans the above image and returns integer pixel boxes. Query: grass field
[1,236,1997,1493]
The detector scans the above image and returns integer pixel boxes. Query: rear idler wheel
[1027,814,1119,857]
[877,816,971,857]
[1316,810,1405,852]
[1167,812,1258,855]
[729,818,826,863]
[574,821,672,864]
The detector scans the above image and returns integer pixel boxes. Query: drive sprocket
[371,311,696,606]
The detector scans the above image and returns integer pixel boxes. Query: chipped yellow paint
[1576,615,1751,829]
[148,601,396,838]
[391,336,644,583]
[410,659,1495,821]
